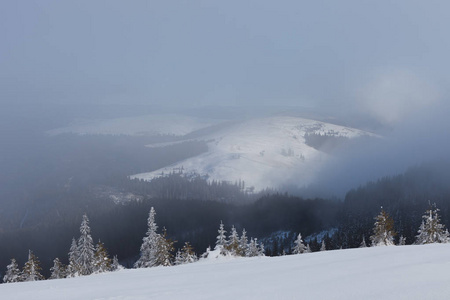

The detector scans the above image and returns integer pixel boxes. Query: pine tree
[320,240,327,251]
[94,240,112,273]
[77,214,95,275]
[305,244,312,253]
[399,235,407,246]
[111,255,123,271]
[258,241,266,256]
[227,225,240,256]
[238,229,248,256]
[215,221,227,254]
[246,238,260,257]
[135,207,160,268]
[415,205,450,244]
[370,208,396,246]
[49,258,66,279]
[292,233,307,254]
[154,228,175,267]
[3,258,21,283]
[21,250,44,282]
[176,242,198,265]
[359,235,367,248]
[67,237,80,277]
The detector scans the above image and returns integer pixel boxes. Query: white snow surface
[131,116,372,190]
[2,244,450,299]
[47,114,220,136]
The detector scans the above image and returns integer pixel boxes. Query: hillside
[1,244,450,299]
[131,116,374,190]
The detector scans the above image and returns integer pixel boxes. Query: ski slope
[1,244,450,299]
[132,116,373,190]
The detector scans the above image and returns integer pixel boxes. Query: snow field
[2,244,450,300]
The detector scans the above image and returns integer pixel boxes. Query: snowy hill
[131,116,374,190]
[2,244,450,299]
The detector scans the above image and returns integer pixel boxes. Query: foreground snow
[2,244,450,299]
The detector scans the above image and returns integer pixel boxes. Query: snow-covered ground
[132,116,373,190]
[2,244,450,299]
[46,114,220,136]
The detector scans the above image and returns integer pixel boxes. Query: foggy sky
[2,0,450,118]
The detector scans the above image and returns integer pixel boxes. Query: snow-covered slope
[131,116,373,190]
[47,114,220,136]
[2,244,450,299]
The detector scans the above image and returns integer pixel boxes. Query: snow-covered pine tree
[174,250,184,265]
[247,238,260,257]
[94,240,112,273]
[320,240,326,251]
[77,214,95,275]
[227,225,240,256]
[370,208,396,246]
[134,207,160,268]
[305,244,312,253]
[215,221,227,255]
[110,255,124,271]
[49,258,66,279]
[238,229,248,257]
[258,241,265,256]
[21,250,44,282]
[399,235,407,246]
[200,246,211,259]
[415,205,450,244]
[154,228,175,267]
[67,237,80,277]
[176,242,197,264]
[3,258,21,283]
[292,233,307,254]
[359,235,367,248]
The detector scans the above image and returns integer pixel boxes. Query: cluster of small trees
[3,214,121,283]
[213,221,265,257]
[367,204,450,247]
[133,209,266,270]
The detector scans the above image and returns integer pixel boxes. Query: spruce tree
[134,207,160,268]
[227,226,240,256]
[67,237,80,277]
[399,235,407,246]
[246,238,260,257]
[176,242,198,265]
[49,258,66,280]
[320,240,326,251]
[154,228,175,267]
[215,221,227,254]
[415,205,450,244]
[94,240,112,273]
[21,250,44,282]
[292,233,307,254]
[238,229,248,256]
[370,208,396,246]
[77,214,95,275]
[359,235,367,248]
[3,258,21,283]
[111,255,123,271]
[305,244,312,253]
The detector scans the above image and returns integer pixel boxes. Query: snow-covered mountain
[2,244,450,299]
[131,116,375,191]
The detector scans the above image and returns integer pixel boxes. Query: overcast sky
[1,0,450,124]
